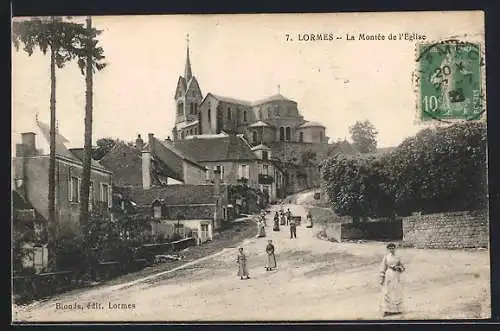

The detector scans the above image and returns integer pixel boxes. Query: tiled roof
[298,121,325,128]
[172,135,258,162]
[127,185,218,206]
[153,137,205,170]
[37,121,111,173]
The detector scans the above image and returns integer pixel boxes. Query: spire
[184,33,193,82]
[277,84,281,94]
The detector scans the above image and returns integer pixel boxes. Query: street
[13,198,490,322]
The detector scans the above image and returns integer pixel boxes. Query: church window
[243,110,247,122]
[177,102,183,116]
[286,127,291,141]
[279,127,285,141]
[299,132,304,142]
[208,109,211,122]
[252,131,258,143]
[190,102,194,114]
[227,107,231,120]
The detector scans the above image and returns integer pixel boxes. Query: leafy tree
[386,121,487,215]
[12,16,97,271]
[349,120,378,153]
[92,138,117,160]
[327,139,356,157]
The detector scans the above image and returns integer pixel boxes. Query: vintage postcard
[11,11,489,322]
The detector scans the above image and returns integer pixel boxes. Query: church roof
[249,120,272,128]
[172,135,258,162]
[298,121,325,128]
[209,94,252,106]
[252,93,294,106]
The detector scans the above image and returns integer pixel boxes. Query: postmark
[415,39,485,121]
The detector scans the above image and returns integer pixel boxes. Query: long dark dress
[266,244,277,269]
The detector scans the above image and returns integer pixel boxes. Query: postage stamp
[416,40,485,121]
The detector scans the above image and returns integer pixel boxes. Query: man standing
[286,208,292,226]
[289,216,297,239]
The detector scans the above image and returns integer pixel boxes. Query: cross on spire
[184,33,193,82]
[277,84,280,94]
[186,33,190,47]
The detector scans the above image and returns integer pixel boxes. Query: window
[239,164,249,179]
[252,131,258,143]
[227,107,231,120]
[216,165,224,180]
[101,183,111,208]
[262,151,269,161]
[286,127,291,141]
[177,102,183,116]
[153,203,162,219]
[320,131,324,142]
[205,167,211,181]
[299,132,304,142]
[279,127,285,141]
[262,164,269,175]
[243,110,247,122]
[69,176,80,203]
[190,102,194,114]
[208,109,211,122]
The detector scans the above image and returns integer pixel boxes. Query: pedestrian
[256,219,266,238]
[265,240,277,271]
[236,247,250,280]
[280,212,286,226]
[286,208,292,225]
[273,212,280,231]
[379,243,406,317]
[289,216,297,239]
[306,211,313,228]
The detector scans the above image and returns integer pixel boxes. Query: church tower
[173,34,203,141]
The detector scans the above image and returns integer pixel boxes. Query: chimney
[141,149,151,190]
[21,132,37,156]
[135,134,144,151]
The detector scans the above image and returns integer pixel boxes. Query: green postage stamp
[416,40,485,121]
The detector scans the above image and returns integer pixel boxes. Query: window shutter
[68,178,73,202]
[108,185,112,208]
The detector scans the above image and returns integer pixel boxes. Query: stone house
[12,121,113,235]
[169,134,260,190]
[251,143,286,202]
[117,170,228,244]
[12,121,113,272]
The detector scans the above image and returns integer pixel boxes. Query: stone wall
[320,219,403,242]
[402,211,489,249]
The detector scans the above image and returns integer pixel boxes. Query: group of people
[237,240,407,318]
[236,239,276,280]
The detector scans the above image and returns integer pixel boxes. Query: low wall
[321,219,403,242]
[403,211,489,249]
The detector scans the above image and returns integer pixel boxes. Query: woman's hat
[386,243,396,249]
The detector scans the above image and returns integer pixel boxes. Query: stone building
[171,37,328,194]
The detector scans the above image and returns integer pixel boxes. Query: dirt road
[12,202,490,322]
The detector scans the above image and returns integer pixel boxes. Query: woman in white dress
[379,243,406,317]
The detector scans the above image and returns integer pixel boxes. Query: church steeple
[184,33,192,82]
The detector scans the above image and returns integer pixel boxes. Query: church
[171,35,329,194]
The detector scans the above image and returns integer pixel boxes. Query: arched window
[243,110,247,122]
[252,131,258,143]
[227,107,231,120]
[299,132,304,142]
[208,109,211,122]
[285,127,291,141]
[190,102,194,114]
[177,102,183,116]
[279,127,285,141]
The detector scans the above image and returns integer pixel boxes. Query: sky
[11,11,484,154]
